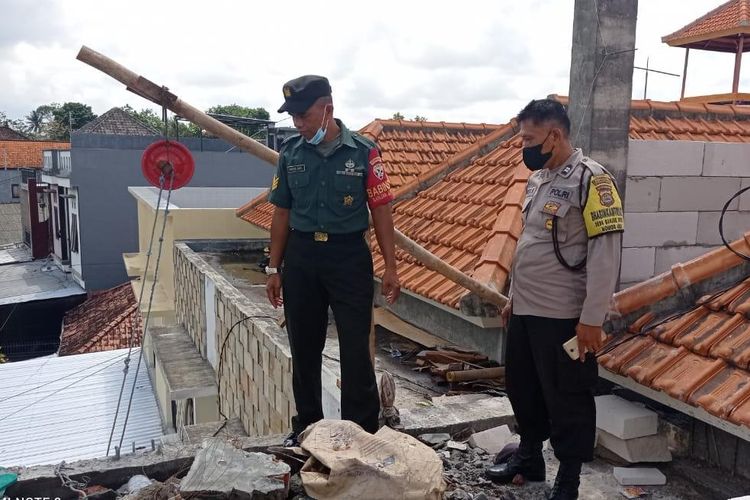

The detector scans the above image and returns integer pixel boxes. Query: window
[11,184,19,199]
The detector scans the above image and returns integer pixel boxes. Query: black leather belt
[290,230,365,242]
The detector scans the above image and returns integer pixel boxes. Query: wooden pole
[76,45,508,309]
[733,35,744,95]
[446,366,504,383]
[680,48,689,100]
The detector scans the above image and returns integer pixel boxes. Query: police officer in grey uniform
[265,75,400,446]
[486,99,623,500]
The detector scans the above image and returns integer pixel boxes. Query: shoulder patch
[582,173,624,237]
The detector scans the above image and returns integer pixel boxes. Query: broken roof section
[662,0,750,51]
[0,347,162,467]
[602,233,750,433]
[237,98,750,313]
[58,283,142,356]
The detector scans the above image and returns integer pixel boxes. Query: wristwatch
[265,266,279,275]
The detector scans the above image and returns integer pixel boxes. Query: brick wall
[621,140,750,288]
[0,140,69,168]
[174,242,295,435]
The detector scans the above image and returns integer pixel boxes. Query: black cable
[216,314,274,420]
[719,185,750,262]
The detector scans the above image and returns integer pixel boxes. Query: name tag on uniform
[549,188,573,201]
[287,164,305,174]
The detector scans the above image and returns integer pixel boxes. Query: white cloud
[0,0,746,130]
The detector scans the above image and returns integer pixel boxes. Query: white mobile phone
[563,336,579,360]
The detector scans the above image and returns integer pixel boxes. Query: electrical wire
[216,314,274,420]
[719,185,750,262]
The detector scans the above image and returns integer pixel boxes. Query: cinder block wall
[621,140,750,288]
[174,243,295,436]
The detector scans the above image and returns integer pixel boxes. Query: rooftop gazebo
[663,0,750,104]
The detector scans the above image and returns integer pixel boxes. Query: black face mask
[522,132,553,171]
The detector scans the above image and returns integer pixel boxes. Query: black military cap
[277,75,332,114]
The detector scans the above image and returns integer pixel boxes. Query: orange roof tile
[603,233,750,427]
[236,119,501,227]
[239,100,750,311]
[0,140,70,169]
[662,0,750,50]
[58,283,142,355]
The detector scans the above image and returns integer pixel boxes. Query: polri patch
[549,187,573,201]
[287,164,305,174]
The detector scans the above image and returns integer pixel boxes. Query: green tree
[0,111,29,136]
[25,105,55,137]
[206,104,270,139]
[413,115,428,122]
[49,102,97,140]
[392,112,405,120]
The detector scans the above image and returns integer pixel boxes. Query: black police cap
[277,75,332,114]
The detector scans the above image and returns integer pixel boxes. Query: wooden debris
[445,367,505,383]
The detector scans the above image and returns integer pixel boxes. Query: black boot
[485,441,545,484]
[548,461,581,499]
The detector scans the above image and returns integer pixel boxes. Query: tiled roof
[0,126,27,140]
[360,120,501,191]
[662,0,750,49]
[602,234,750,428]
[58,283,142,355]
[76,107,159,136]
[238,98,750,311]
[372,127,522,309]
[0,140,69,169]
[236,119,500,229]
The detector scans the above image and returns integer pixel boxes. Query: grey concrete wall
[568,0,637,196]
[620,140,750,288]
[70,134,273,290]
[375,282,505,362]
[0,169,33,204]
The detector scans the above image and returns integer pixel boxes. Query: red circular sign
[141,140,195,189]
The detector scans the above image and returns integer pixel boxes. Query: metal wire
[107,101,175,456]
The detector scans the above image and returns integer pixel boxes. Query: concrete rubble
[180,438,290,499]
[614,466,667,486]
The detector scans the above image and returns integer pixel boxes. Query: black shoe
[548,462,581,500]
[485,442,545,484]
[283,431,299,447]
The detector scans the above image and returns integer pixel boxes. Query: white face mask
[306,105,330,145]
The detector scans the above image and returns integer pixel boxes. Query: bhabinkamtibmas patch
[583,174,624,237]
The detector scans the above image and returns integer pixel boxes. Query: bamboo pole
[446,367,504,383]
[76,45,508,309]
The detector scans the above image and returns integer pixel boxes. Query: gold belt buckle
[314,231,328,242]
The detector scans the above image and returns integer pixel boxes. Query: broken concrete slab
[597,429,672,463]
[180,438,290,499]
[595,395,658,440]
[401,394,515,436]
[419,433,451,447]
[613,466,667,486]
[468,425,514,455]
[4,433,286,498]
[446,440,468,451]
